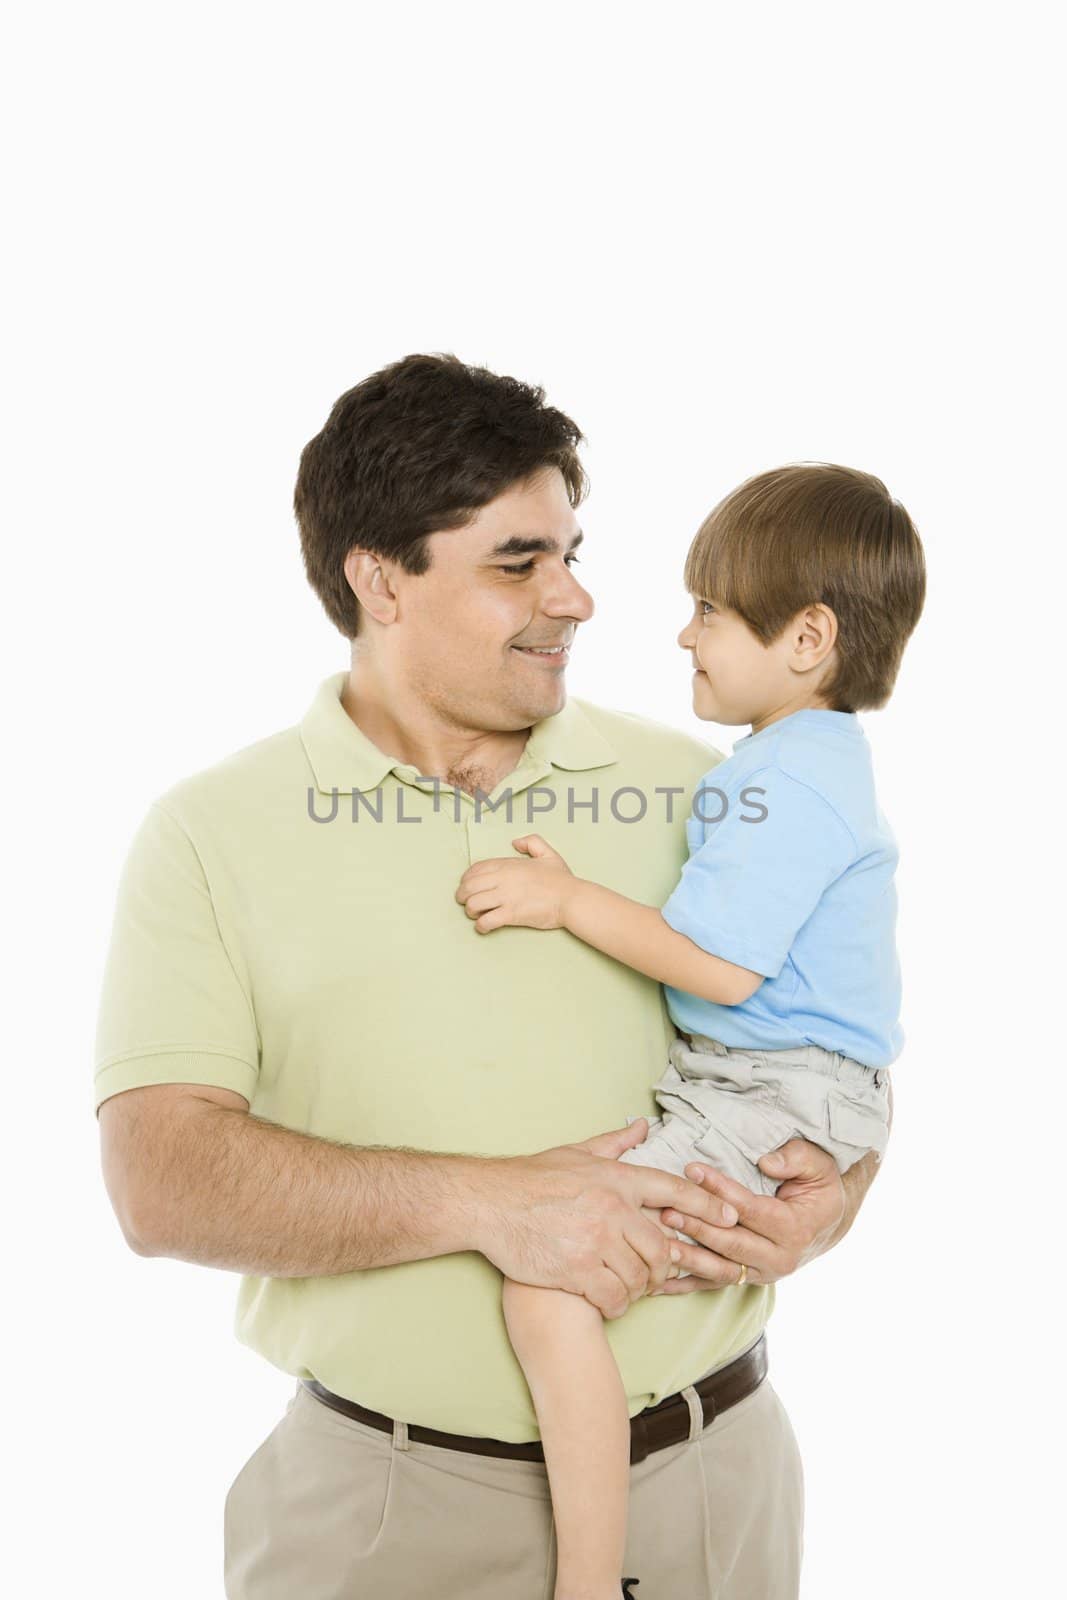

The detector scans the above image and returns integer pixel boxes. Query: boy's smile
[677,595,839,733]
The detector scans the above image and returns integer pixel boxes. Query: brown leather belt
[302,1332,767,1465]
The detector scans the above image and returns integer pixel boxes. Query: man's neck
[340,661,531,796]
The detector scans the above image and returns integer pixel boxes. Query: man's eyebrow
[485,529,584,559]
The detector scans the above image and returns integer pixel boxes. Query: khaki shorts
[619,1033,890,1260]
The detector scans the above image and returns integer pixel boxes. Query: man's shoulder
[570,697,724,783]
[151,722,307,834]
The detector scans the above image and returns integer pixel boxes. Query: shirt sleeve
[660,768,856,978]
[92,801,261,1116]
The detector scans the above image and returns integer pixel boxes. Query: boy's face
[677,596,825,728]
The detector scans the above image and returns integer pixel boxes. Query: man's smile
[511,641,572,664]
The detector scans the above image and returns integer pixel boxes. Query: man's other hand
[649,1138,852,1292]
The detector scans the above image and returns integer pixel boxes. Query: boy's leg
[502,1276,629,1600]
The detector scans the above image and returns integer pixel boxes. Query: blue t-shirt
[661,709,902,1067]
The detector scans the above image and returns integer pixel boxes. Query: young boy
[456,463,926,1600]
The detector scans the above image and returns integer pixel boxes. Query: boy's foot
[621,1582,640,1598]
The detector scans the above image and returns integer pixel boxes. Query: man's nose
[543,564,594,622]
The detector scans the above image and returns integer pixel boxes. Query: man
[94,354,888,1598]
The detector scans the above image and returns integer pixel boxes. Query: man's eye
[500,554,582,575]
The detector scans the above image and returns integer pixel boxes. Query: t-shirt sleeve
[92,801,261,1116]
[660,768,856,978]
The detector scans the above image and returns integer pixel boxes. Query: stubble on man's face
[395,469,595,735]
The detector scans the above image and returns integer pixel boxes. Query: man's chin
[531,687,567,724]
[513,676,568,726]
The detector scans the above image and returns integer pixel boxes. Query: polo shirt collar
[300,671,617,794]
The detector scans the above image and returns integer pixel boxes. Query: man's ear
[344,548,399,626]
[790,602,838,678]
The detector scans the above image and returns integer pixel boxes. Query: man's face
[387,467,595,731]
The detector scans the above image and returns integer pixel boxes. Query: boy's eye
[500,553,582,575]
[700,600,716,616]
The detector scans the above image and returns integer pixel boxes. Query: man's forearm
[132,1101,496,1277]
[825,1149,877,1250]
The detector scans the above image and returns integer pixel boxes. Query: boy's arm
[456,834,763,1006]
[562,878,763,1005]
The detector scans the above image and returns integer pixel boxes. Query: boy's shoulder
[745,716,888,847]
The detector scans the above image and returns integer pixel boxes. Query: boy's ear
[791,602,838,676]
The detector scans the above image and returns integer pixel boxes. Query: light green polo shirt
[93,670,772,1441]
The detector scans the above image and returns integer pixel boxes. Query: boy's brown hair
[684,463,926,711]
[294,353,587,639]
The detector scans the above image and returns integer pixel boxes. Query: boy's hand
[456,834,575,932]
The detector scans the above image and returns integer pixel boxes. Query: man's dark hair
[294,353,588,638]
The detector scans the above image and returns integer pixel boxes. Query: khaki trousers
[224,1372,804,1598]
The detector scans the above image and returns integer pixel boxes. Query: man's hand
[471,1118,741,1318]
[456,834,576,932]
[649,1138,858,1293]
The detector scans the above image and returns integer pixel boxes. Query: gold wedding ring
[735,1261,748,1286]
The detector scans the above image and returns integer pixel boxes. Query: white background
[5,3,1063,1596]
